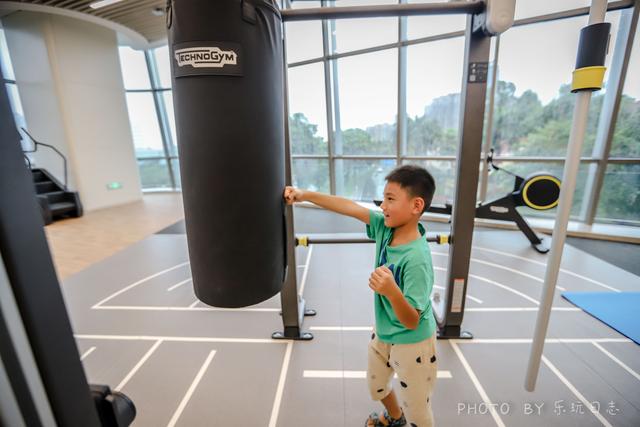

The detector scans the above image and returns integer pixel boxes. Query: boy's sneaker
[365,410,407,427]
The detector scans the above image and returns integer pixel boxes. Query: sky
[285,0,637,137]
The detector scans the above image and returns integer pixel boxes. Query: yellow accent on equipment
[522,175,561,210]
[571,66,606,92]
[297,236,308,247]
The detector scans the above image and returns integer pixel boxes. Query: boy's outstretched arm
[284,186,370,225]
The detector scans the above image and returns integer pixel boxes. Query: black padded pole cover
[167,0,286,307]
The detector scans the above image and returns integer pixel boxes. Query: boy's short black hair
[385,165,436,213]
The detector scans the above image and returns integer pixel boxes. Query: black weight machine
[418,149,561,254]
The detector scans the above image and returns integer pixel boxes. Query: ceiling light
[89,0,125,10]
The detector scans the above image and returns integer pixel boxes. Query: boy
[283,165,437,427]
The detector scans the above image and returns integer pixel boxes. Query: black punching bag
[167,0,286,308]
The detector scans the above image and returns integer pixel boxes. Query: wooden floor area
[45,193,184,280]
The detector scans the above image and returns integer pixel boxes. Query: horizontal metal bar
[281,1,485,22]
[136,156,178,161]
[291,154,640,163]
[297,235,446,245]
[287,1,634,68]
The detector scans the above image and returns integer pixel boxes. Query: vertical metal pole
[329,7,344,195]
[275,22,313,341]
[580,4,638,224]
[525,0,609,391]
[478,35,500,202]
[397,0,408,166]
[321,0,337,194]
[436,14,491,339]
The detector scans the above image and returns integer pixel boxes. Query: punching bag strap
[242,0,258,25]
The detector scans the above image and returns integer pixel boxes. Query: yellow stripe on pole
[571,66,606,92]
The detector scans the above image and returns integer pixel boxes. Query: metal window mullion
[144,50,176,190]
[397,0,407,166]
[581,4,639,224]
[478,35,500,202]
[328,2,344,195]
[321,0,337,195]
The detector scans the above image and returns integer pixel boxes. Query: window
[406,37,464,156]
[292,159,330,193]
[124,92,165,158]
[596,164,640,223]
[288,63,328,155]
[329,0,398,54]
[119,46,178,190]
[118,46,151,90]
[334,49,398,155]
[336,159,397,201]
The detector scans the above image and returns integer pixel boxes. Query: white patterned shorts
[367,330,438,427]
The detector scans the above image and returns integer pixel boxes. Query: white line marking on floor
[94,305,280,313]
[188,300,200,308]
[466,307,580,312]
[470,246,621,292]
[434,283,483,304]
[298,245,314,297]
[92,262,190,308]
[433,251,568,291]
[451,338,631,344]
[310,326,373,331]
[167,278,192,292]
[450,341,505,427]
[541,355,613,427]
[167,350,216,427]
[80,346,96,361]
[469,273,540,305]
[115,339,163,391]
[592,342,640,382]
[302,370,452,379]
[269,341,293,427]
[75,334,287,344]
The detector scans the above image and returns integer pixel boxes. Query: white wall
[3,12,142,211]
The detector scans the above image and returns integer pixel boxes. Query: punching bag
[167,0,286,308]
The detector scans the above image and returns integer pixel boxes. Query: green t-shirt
[366,210,436,344]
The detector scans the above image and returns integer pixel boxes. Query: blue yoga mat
[562,292,640,345]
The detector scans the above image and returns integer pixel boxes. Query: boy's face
[380,181,423,228]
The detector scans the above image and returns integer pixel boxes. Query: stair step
[46,191,69,204]
[31,170,48,182]
[49,202,76,215]
[35,181,59,194]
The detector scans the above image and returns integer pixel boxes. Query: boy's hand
[369,266,401,300]
[283,186,305,205]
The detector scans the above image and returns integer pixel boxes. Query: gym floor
[61,206,640,426]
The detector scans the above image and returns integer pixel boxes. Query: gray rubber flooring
[62,207,640,426]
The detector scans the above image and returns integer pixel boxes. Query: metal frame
[581,2,639,224]
[284,0,640,227]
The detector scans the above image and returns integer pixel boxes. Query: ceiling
[0,0,169,48]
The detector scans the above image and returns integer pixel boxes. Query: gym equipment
[408,148,561,254]
[168,0,287,308]
[0,75,136,426]
[295,234,451,247]
[526,0,611,392]
[562,292,640,345]
[167,0,514,340]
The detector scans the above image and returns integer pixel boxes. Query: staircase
[31,168,82,225]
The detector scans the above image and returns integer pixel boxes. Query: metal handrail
[20,127,68,191]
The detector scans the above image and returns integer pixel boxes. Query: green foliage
[288,79,639,221]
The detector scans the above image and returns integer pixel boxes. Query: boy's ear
[413,197,425,214]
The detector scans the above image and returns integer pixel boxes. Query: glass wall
[285,0,639,227]
[118,46,178,190]
[112,1,638,227]
[0,27,27,135]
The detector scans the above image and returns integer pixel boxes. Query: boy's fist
[284,186,305,205]
[369,266,400,299]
